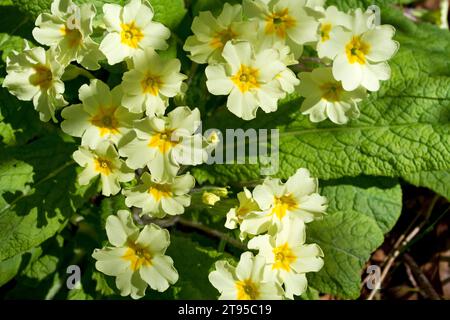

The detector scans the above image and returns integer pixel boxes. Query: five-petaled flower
[73,141,134,196]
[100,0,170,65]
[92,210,179,299]
[209,251,284,300]
[248,218,324,299]
[61,79,141,148]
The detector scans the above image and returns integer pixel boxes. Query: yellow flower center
[230,64,260,93]
[141,73,163,96]
[320,23,332,42]
[148,183,173,201]
[120,21,144,48]
[94,158,113,176]
[210,27,238,49]
[122,244,152,271]
[271,193,298,220]
[60,25,83,48]
[235,279,259,300]
[320,82,344,102]
[265,8,296,39]
[148,130,179,153]
[30,65,53,89]
[90,107,120,137]
[236,205,252,217]
[272,243,297,271]
[345,36,370,64]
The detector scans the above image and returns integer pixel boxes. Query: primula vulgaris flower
[73,142,134,196]
[205,41,287,120]
[320,9,399,91]
[92,210,178,299]
[183,3,258,64]
[225,187,260,232]
[254,39,300,96]
[240,168,327,235]
[32,0,103,70]
[99,0,170,65]
[298,67,366,124]
[61,80,141,148]
[121,48,186,116]
[123,172,195,218]
[243,0,319,58]
[248,218,324,299]
[2,46,67,122]
[209,252,283,300]
[119,107,206,180]
[315,6,352,58]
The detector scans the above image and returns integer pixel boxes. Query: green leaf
[149,0,187,30]
[0,33,26,62]
[404,170,450,200]
[13,0,53,18]
[191,0,241,16]
[20,254,59,284]
[321,177,402,233]
[307,211,384,299]
[0,89,48,146]
[0,253,22,286]
[67,283,94,300]
[164,233,228,299]
[325,0,394,11]
[0,158,33,194]
[0,135,80,261]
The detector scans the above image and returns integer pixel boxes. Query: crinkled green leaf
[404,170,450,200]
[149,0,187,30]
[0,33,26,62]
[165,233,227,299]
[322,177,402,233]
[0,158,33,194]
[0,253,22,286]
[0,135,80,261]
[0,89,48,146]
[307,211,384,299]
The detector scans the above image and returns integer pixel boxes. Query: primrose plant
[2,0,398,300]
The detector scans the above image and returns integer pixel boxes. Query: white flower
[225,187,260,231]
[248,218,324,299]
[209,252,283,300]
[298,67,366,124]
[205,41,287,120]
[121,48,186,116]
[243,0,319,58]
[92,210,179,299]
[32,0,103,70]
[118,107,206,180]
[73,142,134,196]
[2,46,67,122]
[319,9,399,91]
[254,39,300,95]
[61,80,141,148]
[99,0,170,65]
[316,6,352,58]
[183,3,258,64]
[123,172,195,218]
[240,168,327,235]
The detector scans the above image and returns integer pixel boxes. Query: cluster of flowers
[209,168,327,299]
[2,0,212,299]
[1,0,399,300]
[184,0,398,123]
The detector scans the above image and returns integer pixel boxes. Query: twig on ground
[138,214,247,251]
[403,253,441,300]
